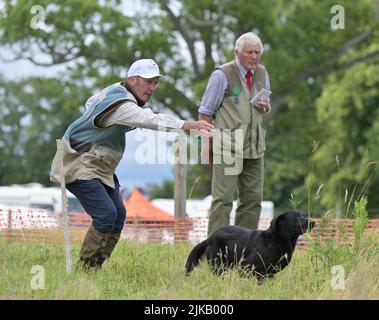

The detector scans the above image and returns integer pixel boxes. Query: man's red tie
[246,71,253,92]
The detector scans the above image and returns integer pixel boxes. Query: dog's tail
[185,239,209,275]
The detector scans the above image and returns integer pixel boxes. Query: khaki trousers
[207,157,263,237]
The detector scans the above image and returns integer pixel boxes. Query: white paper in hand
[250,88,272,105]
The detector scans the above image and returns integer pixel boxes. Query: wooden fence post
[174,133,187,242]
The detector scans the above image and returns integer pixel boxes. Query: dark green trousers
[207,157,263,237]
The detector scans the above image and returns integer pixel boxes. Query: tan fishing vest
[213,61,269,160]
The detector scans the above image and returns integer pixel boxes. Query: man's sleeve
[102,101,185,130]
[198,69,228,117]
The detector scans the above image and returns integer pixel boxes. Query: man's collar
[235,58,254,78]
[121,81,145,107]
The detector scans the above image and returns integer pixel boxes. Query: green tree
[0,0,378,210]
[147,180,174,199]
[0,76,92,185]
[307,60,379,216]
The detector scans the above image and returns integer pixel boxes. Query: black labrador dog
[185,211,315,281]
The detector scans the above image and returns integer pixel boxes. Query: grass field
[0,233,378,300]
[1,198,378,300]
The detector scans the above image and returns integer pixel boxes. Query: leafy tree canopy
[0,0,378,215]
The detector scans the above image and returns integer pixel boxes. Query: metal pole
[56,139,72,274]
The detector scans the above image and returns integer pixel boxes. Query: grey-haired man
[198,32,271,237]
[50,59,214,270]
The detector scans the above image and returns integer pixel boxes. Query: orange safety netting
[0,207,378,247]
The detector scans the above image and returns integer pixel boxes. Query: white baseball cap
[127,59,165,79]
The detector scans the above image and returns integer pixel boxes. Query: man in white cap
[50,59,214,270]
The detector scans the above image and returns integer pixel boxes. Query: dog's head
[270,211,315,239]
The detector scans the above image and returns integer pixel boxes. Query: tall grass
[1,197,378,300]
[304,196,378,299]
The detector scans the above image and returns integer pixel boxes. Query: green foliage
[186,164,212,198]
[0,0,378,213]
[264,81,324,213]
[310,61,379,212]
[147,163,212,200]
[352,196,369,252]
[147,180,174,199]
[306,195,377,291]
[0,75,92,185]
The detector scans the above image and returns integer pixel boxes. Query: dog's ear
[270,214,286,232]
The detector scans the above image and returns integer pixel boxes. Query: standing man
[50,59,214,270]
[198,32,271,237]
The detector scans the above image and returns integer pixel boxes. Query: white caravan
[0,183,84,213]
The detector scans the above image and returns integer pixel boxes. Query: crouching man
[50,59,214,270]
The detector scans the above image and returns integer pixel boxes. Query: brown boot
[98,232,121,267]
[77,225,109,271]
